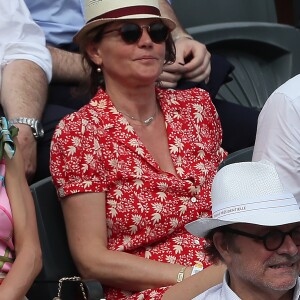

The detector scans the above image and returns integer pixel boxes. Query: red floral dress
[50,87,226,299]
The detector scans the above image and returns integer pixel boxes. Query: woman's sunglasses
[102,22,170,44]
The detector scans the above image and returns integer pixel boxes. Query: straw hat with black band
[74,0,176,45]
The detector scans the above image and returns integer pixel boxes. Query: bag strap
[53,276,87,300]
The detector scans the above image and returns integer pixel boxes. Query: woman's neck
[105,82,159,120]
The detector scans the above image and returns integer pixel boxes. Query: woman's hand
[159,38,211,88]
[162,263,226,300]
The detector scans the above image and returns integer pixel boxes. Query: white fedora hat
[186,160,300,237]
[74,0,176,44]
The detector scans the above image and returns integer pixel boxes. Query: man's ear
[213,231,232,264]
[86,42,103,66]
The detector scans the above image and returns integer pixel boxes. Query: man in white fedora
[163,160,300,300]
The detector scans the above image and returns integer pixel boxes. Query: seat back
[27,176,104,300]
[218,146,254,170]
[188,22,300,109]
[172,0,277,28]
[294,0,300,28]
[172,0,300,110]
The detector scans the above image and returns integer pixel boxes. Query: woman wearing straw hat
[50,0,227,298]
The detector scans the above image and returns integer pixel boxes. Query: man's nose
[276,234,299,256]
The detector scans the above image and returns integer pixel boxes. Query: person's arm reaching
[0,0,52,182]
[158,0,211,88]
[1,60,48,182]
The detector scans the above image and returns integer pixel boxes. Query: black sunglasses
[223,226,300,251]
[102,22,170,44]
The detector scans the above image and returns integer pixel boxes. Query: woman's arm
[0,139,42,299]
[62,192,194,292]
[162,264,226,300]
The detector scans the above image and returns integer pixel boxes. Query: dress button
[191,197,197,203]
[194,239,200,245]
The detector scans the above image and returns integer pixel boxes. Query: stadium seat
[172,0,277,28]
[218,146,254,170]
[172,0,300,110]
[27,176,104,300]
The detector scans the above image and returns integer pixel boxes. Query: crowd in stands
[0,0,300,299]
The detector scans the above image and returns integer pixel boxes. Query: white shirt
[192,271,300,299]
[25,0,85,46]
[0,0,52,85]
[253,74,300,206]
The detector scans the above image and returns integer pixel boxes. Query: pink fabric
[51,87,226,299]
[0,161,14,273]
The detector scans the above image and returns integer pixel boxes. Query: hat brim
[73,16,176,45]
[185,210,300,237]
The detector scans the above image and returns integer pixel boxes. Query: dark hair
[204,226,238,264]
[78,22,176,96]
